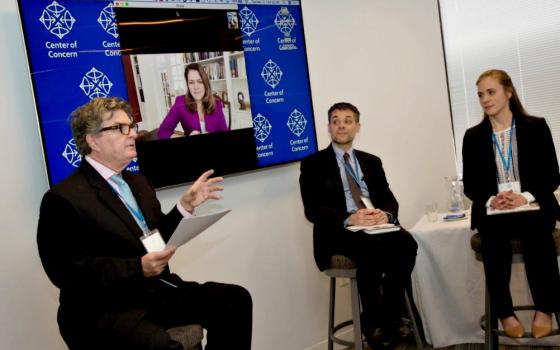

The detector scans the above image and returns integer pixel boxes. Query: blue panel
[19,0,129,184]
[240,4,316,166]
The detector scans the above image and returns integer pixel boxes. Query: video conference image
[123,50,253,139]
[18,0,317,187]
[116,5,252,138]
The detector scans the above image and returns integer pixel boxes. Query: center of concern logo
[39,1,76,39]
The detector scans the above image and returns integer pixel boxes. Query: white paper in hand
[166,209,231,248]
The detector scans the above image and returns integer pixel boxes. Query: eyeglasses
[98,123,139,135]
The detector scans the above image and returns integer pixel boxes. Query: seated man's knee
[401,231,418,255]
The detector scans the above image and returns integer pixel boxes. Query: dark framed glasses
[98,123,139,135]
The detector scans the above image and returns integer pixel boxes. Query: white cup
[425,203,438,222]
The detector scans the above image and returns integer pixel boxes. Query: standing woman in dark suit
[462,69,560,338]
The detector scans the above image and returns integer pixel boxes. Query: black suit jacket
[299,144,399,271]
[462,114,560,230]
[37,161,184,346]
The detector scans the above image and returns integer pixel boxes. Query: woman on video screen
[157,63,228,139]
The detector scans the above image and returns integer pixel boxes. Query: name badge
[140,229,166,252]
[498,181,521,193]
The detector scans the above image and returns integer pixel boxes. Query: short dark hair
[69,97,132,155]
[327,102,360,122]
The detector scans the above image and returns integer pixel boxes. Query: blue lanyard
[111,187,150,235]
[492,119,515,178]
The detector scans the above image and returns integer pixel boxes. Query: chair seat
[166,324,203,350]
[324,255,358,279]
[329,254,357,269]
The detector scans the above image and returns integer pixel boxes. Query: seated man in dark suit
[299,102,418,349]
[37,97,252,350]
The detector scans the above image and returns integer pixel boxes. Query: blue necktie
[111,174,148,232]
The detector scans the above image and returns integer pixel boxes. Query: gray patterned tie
[343,152,365,209]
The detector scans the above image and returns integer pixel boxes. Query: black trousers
[332,228,418,333]
[478,210,560,318]
[68,281,253,350]
[140,281,252,350]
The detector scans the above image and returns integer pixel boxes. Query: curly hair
[69,97,132,155]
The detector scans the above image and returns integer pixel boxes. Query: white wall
[0,1,455,350]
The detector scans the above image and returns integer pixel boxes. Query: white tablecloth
[410,213,560,348]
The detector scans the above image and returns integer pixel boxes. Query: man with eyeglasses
[299,102,418,349]
[37,97,252,350]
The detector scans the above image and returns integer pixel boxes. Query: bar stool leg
[484,285,498,350]
[404,290,424,350]
[350,277,363,350]
[328,277,336,350]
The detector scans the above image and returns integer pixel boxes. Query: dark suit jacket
[299,144,399,271]
[37,161,184,346]
[462,114,560,230]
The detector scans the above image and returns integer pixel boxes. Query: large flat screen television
[17,0,317,188]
